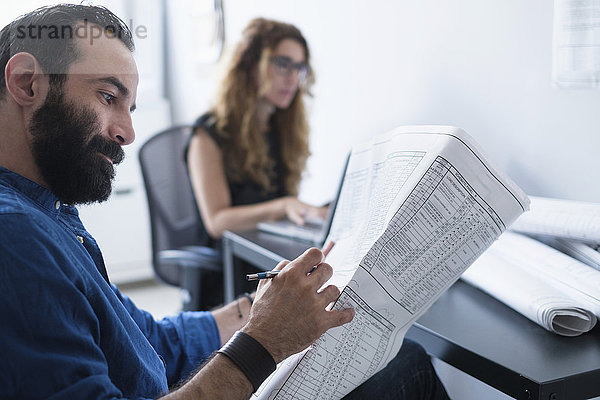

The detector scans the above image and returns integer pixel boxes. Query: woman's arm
[187,128,325,238]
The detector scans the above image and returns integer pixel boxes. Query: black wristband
[218,331,276,392]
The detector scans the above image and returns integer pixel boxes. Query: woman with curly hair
[187,17,327,248]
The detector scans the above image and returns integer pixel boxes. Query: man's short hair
[0,3,135,100]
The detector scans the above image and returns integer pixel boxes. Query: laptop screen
[315,153,350,244]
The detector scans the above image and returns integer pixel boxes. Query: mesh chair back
[138,126,203,286]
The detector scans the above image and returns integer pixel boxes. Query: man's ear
[4,52,47,107]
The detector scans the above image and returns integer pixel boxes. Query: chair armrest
[158,248,222,272]
[181,245,221,260]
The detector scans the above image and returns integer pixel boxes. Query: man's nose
[108,111,135,145]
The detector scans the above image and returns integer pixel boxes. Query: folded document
[253,126,529,399]
[462,231,598,336]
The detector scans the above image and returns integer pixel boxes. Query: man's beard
[29,85,125,205]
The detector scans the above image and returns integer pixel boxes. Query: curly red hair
[210,18,314,196]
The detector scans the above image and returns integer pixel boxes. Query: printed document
[462,231,598,336]
[541,237,600,271]
[510,195,600,244]
[253,126,529,400]
[553,0,600,88]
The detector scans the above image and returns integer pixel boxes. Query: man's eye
[101,92,115,104]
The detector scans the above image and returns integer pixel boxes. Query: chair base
[181,267,224,311]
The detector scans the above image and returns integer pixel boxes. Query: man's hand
[163,248,354,400]
[241,247,355,363]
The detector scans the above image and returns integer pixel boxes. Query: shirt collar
[0,165,77,215]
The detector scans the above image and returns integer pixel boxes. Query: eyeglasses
[269,56,310,83]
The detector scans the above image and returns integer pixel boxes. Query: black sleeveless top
[185,112,288,248]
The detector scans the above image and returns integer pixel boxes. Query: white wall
[170,0,600,207]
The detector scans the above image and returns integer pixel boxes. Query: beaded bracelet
[241,292,253,305]
[236,292,254,319]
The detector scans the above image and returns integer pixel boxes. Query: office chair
[138,125,223,311]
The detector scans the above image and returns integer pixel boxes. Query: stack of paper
[538,237,600,272]
[510,196,600,243]
[462,232,598,336]
[461,196,600,336]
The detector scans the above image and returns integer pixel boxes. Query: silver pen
[245,240,335,282]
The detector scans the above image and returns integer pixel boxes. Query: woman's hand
[281,197,328,225]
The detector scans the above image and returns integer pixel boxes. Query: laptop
[257,155,349,246]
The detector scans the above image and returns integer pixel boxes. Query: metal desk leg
[222,236,235,304]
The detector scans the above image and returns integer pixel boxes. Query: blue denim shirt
[0,166,220,399]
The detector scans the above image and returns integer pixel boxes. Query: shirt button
[54,200,61,210]
[77,236,84,244]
